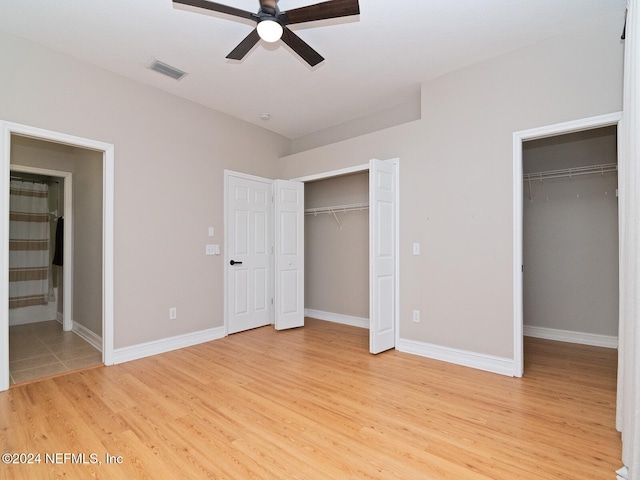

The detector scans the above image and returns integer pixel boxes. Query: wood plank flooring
[0,318,621,479]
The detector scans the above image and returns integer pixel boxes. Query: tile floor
[9,320,102,385]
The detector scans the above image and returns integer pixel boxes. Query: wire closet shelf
[304,202,369,229]
[523,163,617,182]
[523,163,618,201]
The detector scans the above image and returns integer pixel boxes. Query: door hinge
[271,298,274,305]
[522,265,524,273]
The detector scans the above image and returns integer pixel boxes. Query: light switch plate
[413,243,421,255]
[206,244,215,255]
[208,227,215,237]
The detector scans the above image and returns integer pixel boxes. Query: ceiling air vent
[148,60,187,80]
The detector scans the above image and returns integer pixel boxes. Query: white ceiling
[0,0,626,139]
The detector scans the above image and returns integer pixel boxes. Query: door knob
[230,260,243,265]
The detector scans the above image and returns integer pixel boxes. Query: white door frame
[512,112,622,377]
[10,165,74,332]
[0,121,115,391]
[293,159,400,351]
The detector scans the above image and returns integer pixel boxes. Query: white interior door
[274,179,304,330]
[369,158,397,354]
[227,174,272,334]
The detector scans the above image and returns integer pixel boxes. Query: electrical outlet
[412,309,420,323]
[206,244,215,255]
[169,307,177,320]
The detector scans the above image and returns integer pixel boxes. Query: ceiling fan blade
[281,27,324,67]
[173,0,255,20]
[282,0,359,25]
[226,29,261,60]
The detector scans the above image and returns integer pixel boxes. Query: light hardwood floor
[0,318,620,479]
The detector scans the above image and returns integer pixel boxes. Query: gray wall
[291,96,421,154]
[73,147,103,336]
[1,29,289,348]
[0,11,624,364]
[523,127,619,336]
[305,172,369,318]
[278,14,624,360]
[11,135,104,337]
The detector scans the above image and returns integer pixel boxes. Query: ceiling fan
[173,0,360,66]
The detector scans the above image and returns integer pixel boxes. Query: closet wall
[523,126,618,339]
[305,172,369,320]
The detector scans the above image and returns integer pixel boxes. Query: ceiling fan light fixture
[173,0,360,66]
[257,19,283,43]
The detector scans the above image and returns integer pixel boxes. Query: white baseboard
[72,322,102,352]
[112,326,226,364]
[396,338,515,377]
[524,325,618,349]
[305,309,369,329]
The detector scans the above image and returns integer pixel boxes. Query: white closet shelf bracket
[330,208,342,229]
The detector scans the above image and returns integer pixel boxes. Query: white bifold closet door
[274,180,304,330]
[369,159,397,354]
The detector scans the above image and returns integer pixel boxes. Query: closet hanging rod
[304,202,369,216]
[523,163,617,182]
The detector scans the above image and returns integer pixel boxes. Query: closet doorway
[295,159,399,354]
[0,121,115,392]
[523,126,619,348]
[304,171,370,330]
[513,112,622,377]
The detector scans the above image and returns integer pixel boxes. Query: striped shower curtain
[9,180,51,309]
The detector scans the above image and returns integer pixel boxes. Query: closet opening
[294,158,399,354]
[521,125,619,373]
[304,171,370,337]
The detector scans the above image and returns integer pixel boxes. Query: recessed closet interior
[522,126,619,344]
[304,171,370,326]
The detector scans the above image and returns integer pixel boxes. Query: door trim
[0,121,115,391]
[512,112,622,377]
[10,165,73,332]
[293,164,369,183]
